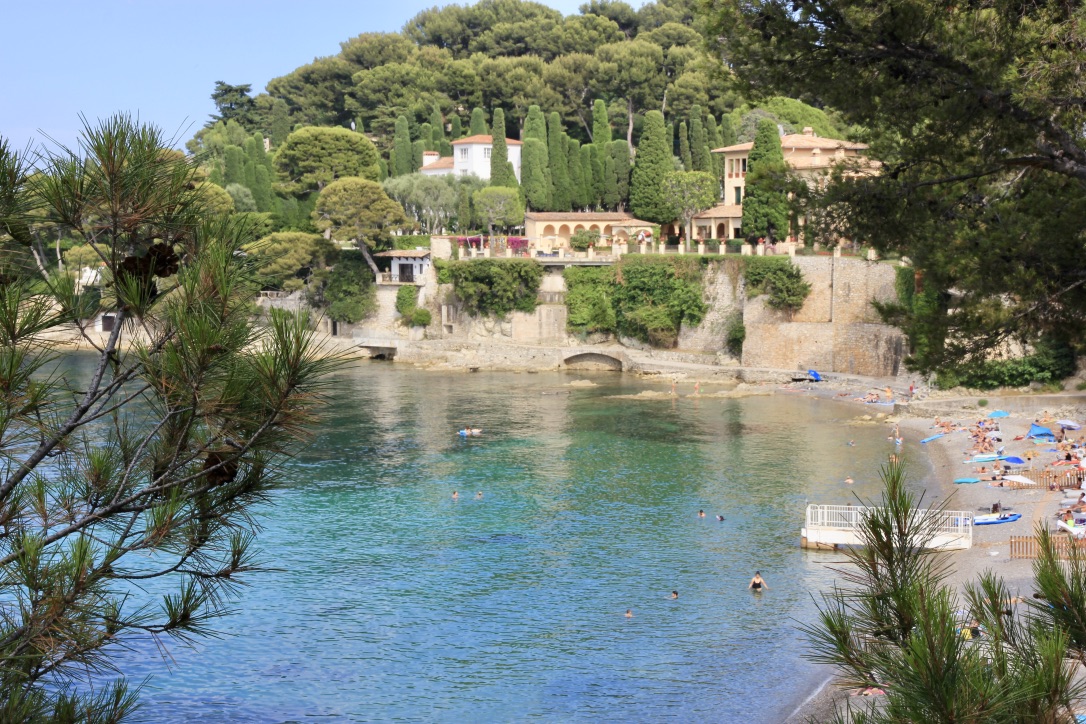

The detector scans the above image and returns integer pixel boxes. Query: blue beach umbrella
[1002,456,1026,465]
[988,410,1009,418]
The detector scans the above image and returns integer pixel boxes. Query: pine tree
[419,123,435,152]
[592,99,612,145]
[522,138,551,211]
[742,119,790,241]
[489,108,518,189]
[691,106,711,173]
[548,113,572,211]
[451,115,464,140]
[679,121,692,170]
[393,115,413,176]
[630,110,675,224]
[470,107,488,136]
[568,138,588,210]
[524,105,547,143]
[610,140,631,209]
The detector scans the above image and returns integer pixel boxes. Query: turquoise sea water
[79,362,922,722]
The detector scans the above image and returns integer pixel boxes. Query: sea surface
[65,360,924,722]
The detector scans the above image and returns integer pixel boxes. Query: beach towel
[988,410,1010,418]
[954,477,981,484]
[920,434,945,444]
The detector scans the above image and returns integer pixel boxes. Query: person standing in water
[749,572,768,591]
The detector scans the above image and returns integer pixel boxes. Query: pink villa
[523,212,656,250]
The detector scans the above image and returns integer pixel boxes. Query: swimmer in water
[475,491,483,499]
[845,476,855,485]
[698,510,705,518]
[749,571,768,591]
[452,491,458,499]
[671,591,679,599]
[625,609,633,618]
[716,515,724,521]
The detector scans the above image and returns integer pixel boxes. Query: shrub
[934,338,1076,390]
[978,398,988,407]
[570,228,600,251]
[1077,381,1086,391]
[311,251,377,323]
[565,266,617,334]
[741,256,791,297]
[611,256,706,346]
[763,266,812,313]
[409,307,432,326]
[447,259,544,317]
[434,259,452,284]
[396,284,419,315]
[393,234,431,250]
[726,312,746,357]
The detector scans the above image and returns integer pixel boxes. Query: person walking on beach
[749,571,768,591]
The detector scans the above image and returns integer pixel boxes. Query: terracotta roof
[375,249,431,258]
[712,133,868,154]
[420,156,454,170]
[451,134,523,146]
[422,150,439,157]
[525,212,651,223]
[694,204,744,219]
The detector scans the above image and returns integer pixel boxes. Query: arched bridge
[561,350,630,371]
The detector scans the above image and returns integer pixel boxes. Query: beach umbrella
[988,410,1010,418]
[1002,456,1026,465]
[1057,419,1081,430]
[1003,475,1037,485]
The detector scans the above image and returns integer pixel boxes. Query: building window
[734,187,742,205]
[460,169,468,176]
[484,147,491,159]
[740,157,747,173]
[459,148,468,159]
[728,158,734,174]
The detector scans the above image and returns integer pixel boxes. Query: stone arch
[716,223,727,239]
[573,224,586,233]
[562,352,624,371]
[602,224,613,237]
[558,224,571,236]
[589,224,601,232]
[615,230,629,240]
[543,224,556,236]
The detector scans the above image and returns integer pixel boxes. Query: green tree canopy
[661,171,717,243]
[313,177,408,248]
[521,138,552,211]
[630,110,674,223]
[246,231,337,290]
[472,186,524,235]
[469,106,488,135]
[275,126,380,193]
[488,108,519,189]
[741,120,790,242]
[548,112,572,211]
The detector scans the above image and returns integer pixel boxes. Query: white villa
[418,135,522,181]
[693,127,871,241]
[374,248,431,284]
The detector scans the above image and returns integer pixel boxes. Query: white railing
[804,504,973,549]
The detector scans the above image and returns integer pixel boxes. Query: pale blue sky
[2,0,643,152]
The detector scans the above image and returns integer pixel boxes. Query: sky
[1,0,646,154]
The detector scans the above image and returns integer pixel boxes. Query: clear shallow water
[69,361,922,723]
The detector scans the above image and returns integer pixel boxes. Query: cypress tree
[393,115,413,176]
[419,122,435,152]
[742,119,790,241]
[252,165,275,212]
[210,166,224,186]
[602,151,619,209]
[522,138,551,211]
[630,110,674,224]
[242,137,259,189]
[679,121,692,170]
[429,107,444,141]
[579,144,595,207]
[706,114,724,195]
[691,105,711,172]
[668,121,676,157]
[489,108,518,188]
[719,114,737,147]
[412,139,426,174]
[568,138,588,210]
[590,143,608,206]
[524,105,547,143]
[223,145,245,186]
[610,140,631,208]
[548,113,572,211]
[267,98,291,148]
[378,158,388,181]
[457,185,473,232]
[451,115,464,140]
[592,99,611,145]
[469,107,488,136]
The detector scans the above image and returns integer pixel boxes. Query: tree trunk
[356,242,380,278]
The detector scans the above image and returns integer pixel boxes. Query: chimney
[777,124,785,136]
[802,127,814,136]
[421,151,440,168]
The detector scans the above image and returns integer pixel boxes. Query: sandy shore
[780,384,1086,722]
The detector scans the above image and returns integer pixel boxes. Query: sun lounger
[1058,520,1086,539]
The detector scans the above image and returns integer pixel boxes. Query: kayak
[974,513,1022,525]
[921,434,945,444]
